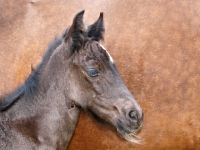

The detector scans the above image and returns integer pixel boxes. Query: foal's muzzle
[116,108,143,134]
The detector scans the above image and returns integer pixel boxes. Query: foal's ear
[64,10,86,54]
[87,12,105,41]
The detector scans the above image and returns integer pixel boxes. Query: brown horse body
[0,11,143,149]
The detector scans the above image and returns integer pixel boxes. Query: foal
[0,11,143,150]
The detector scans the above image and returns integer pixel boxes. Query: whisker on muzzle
[122,123,143,144]
[123,132,142,144]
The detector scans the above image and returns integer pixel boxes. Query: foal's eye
[86,69,100,77]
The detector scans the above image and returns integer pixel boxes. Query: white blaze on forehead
[98,43,114,63]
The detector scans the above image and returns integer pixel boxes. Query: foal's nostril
[128,110,138,122]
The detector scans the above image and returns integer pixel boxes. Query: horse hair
[0,29,68,111]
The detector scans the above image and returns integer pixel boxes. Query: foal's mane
[0,29,68,111]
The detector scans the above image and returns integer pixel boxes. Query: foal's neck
[10,44,79,145]
[32,45,81,149]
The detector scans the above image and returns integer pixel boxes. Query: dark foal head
[64,11,143,143]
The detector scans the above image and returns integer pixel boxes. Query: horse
[0,11,143,150]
